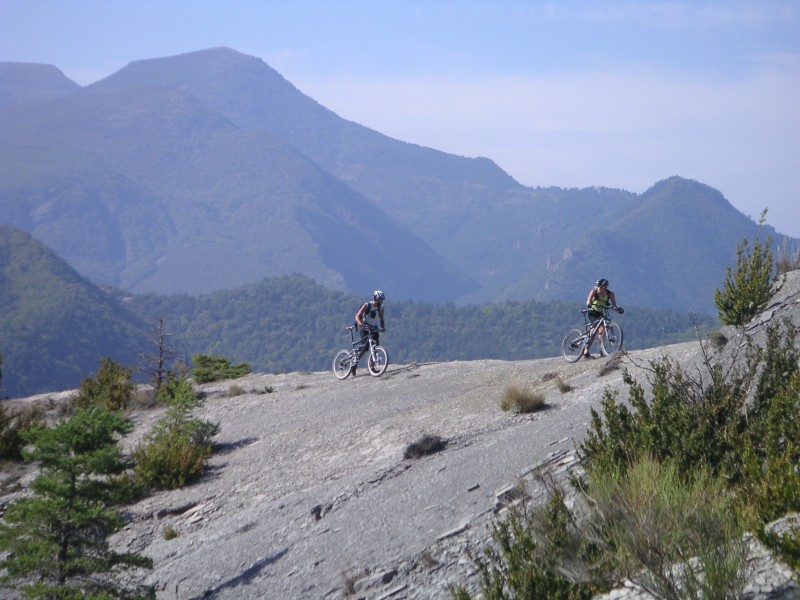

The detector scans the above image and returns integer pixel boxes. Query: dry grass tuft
[708,330,728,350]
[777,240,800,275]
[555,375,572,393]
[500,384,546,414]
[130,386,158,408]
[341,570,357,596]
[417,550,439,569]
[598,352,624,377]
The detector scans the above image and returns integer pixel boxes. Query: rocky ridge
[3,271,800,599]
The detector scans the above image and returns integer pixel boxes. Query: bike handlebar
[582,307,624,315]
[352,323,385,332]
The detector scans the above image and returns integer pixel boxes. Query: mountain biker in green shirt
[583,278,622,359]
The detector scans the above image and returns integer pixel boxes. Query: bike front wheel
[367,346,389,376]
[333,349,353,379]
[561,329,585,363]
[600,323,623,355]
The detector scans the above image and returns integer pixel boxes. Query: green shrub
[74,357,134,411]
[0,407,152,597]
[451,493,600,600]
[586,454,749,600]
[762,528,800,573]
[714,209,774,326]
[580,355,749,478]
[456,454,750,600]
[134,377,220,490]
[749,318,800,426]
[740,371,800,523]
[579,317,800,573]
[192,354,252,383]
[0,404,42,460]
[133,423,215,490]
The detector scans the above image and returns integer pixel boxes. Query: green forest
[127,274,715,376]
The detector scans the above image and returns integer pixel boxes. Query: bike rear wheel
[561,329,585,363]
[333,349,353,379]
[367,346,389,376]
[600,323,623,355]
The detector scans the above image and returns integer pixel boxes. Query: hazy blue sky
[3,1,799,237]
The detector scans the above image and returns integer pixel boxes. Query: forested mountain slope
[0,225,144,398]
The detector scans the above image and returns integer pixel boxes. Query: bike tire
[600,322,623,355]
[367,346,389,377]
[561,329,585,363]
[333,349,353,379]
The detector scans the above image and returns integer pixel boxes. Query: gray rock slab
[5,270,800,599]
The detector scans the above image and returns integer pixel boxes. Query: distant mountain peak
[128,46,259,69]
[91,46,277,90]
[0,62,80,109]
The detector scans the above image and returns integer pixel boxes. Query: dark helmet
[596,278,609,287]
[373,290,385,302]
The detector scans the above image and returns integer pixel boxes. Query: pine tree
[714,209,774,326]
[75,358,134,412]
[0,407,153,599]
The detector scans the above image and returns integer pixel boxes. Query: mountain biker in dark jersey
[583,278,623,358]
[352,290,386,375]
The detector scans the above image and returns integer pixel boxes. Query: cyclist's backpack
[354,301,378,324]
[353,301,367,324]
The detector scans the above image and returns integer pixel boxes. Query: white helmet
[373,290,385,302]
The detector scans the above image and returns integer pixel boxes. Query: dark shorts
[358,328,379,355]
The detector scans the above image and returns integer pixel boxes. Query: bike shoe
[582,351,596,360]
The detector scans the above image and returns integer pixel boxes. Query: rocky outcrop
[4,271,800,599]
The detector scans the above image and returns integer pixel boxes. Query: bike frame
[333,324,389,378]
[561,307,623,362]
[349,325,379,359]
[582,309,611,340]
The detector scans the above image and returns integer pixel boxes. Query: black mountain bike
[333,324,389,379]
[561,307,624,363]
